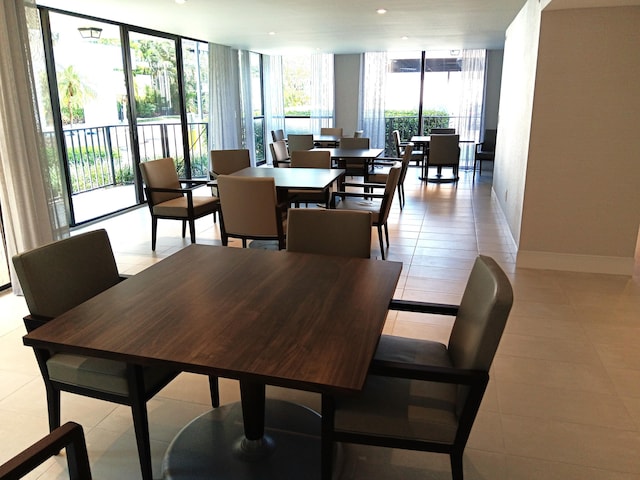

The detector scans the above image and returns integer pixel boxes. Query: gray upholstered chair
[289,149,333,207]
[368,143,414,209]
[321,255,513,480]
[392,129,423,166]
[139,157,219,251]
[217,175,287,249]
[425,134,461,181]
[0,422,91,479]
[286,208,372,258]
[318,127,343,147]
[330,162,401,260]
[430,127,456,134]
[338,136,371,178]
[210,148,251,176]
[287,134,314,154]
[474,129,496,179]
[271,129,286,142]
[12,230,219,480]
[269,140,291,167]
[353,130,364,138]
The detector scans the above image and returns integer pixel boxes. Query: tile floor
[1,166,640,479]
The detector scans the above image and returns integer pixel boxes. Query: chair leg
[129,368,153,480]
[181,220,187,239]
[377,225,385,260]
[188,219,196,244]
[45,384,61,433]
[450,451,464,480]
[384,223,390,247]
[209,376,220,408]
[151,217,158,251]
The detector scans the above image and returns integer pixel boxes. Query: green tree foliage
[57,65,96,126]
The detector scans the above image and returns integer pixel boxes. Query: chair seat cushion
[47,353,177,396]
[334,335,458,444]
[335,199,380,224]
[153,196,218,217]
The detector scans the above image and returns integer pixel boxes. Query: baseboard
[516,250,635,276]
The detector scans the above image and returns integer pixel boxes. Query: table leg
[236,381,275,459]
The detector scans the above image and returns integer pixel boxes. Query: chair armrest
[179,178,208,186]
[342,181,386,189]
[0,422,92,479]
[388,298,459,316]
[369,359,487,386]
[330,190,385,207]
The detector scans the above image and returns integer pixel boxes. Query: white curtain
[361,52,388,149]
[0,0,69,293]
[208,43,243,153]
[263,55,285,164]
[457,49,486,142]
[310,53,334,133]
[238,50,256,166]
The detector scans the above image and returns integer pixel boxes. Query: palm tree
[57,65,95,127]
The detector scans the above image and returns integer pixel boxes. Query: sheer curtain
[208,44,243,153]
[457,49,486,143]
[361,52,388,149]
[0,0,69,293]
[310,53,334,132]
[263,55,285,136]
[238,50,256,166]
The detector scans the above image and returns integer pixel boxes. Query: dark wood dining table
[23,245,402,479]
[314,147,384,184]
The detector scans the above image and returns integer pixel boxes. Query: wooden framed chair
[289,149,333,207]
[430,127,456,134]
[392,129,423,166]
[287,134,314,154]
[269,140,291,167]
[338,137,371,178]
[286,208,372,258]
[318,127,343,147]
[0,422,91,480]
[139,157,219,251]
[424,134,461,182]
[321,255,513,480]
[353,130,364,138]
[11,230,220,480]
[210,148,251,177]
[368,143,414,209]
[217,175,287,249]
[474,129,496,179]
[330,162,401,260]
[271,129,286,142]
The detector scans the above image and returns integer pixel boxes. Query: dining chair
[269,140,291,167]
[318,127,343,147]
[289,149,333,207]
[338,137,371,178]
[11,230,220,480]
[217,175,287,249]
[392,129,423,166]
[0,422,91,480]
[287,134,314,153]
[330,162,401,260]
[139,157,219,251]
[368,143,414,209]
[430,127,456,134]
[271,129,286,142]
[321,255,513,480]
[425,134,461,181]
[474,128,496,179]
[353,130,364,138]
[286,208,372,258]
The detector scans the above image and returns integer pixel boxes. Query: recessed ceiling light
[401,36,409,40]
[269,31,276,36]
[175,0,186,4]
[376,8,387,14]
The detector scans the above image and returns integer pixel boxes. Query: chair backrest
[448,255,513,372]
[353,130,364,138]
[392,130,402,157]
[290,149,331,168]
[428,134,460,166]
[270,140,290,167]
[430,128,456,134]
[271,129,285,142]
[287,209,372,258]
[139,157,182,206]
[12,229,121,319]
[340,137,370,149]
[210,149,251,175]
[217,175,280,236]
[378,162,402,224]
[320,127,343,137]
[287,134,314,153]
[482,129,497,151]
[398,143,414,186]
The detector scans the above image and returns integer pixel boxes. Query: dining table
[314,147,384,185]
[23,245,402,479]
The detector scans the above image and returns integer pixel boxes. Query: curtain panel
[361,52,388,149]
[310,53,334,133]
[0,0,69,293]
[263,55,285,163]
[457,49,487,142]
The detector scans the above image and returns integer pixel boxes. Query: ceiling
[36,0,530,54]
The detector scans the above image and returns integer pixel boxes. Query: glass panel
[282,55,311,134]
[182,40,209,177]
[129,32,184,173]
[385,51,421,153]
[49,13,136,224]
[421,50,461,133]
[250,52,265,164]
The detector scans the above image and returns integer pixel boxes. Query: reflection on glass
[49,12,135,224]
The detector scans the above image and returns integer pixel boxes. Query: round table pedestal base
[162,399,331,480]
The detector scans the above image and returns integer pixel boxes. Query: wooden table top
[229,167,344,190]
[23,245,402,395]
[314,148,383,159]
[313,134,341,143]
